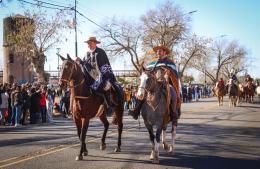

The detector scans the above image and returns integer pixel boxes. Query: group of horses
[214,79,259,107]
[58,55,178,164]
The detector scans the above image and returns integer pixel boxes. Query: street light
[187,10,197,15]
[56,48,61,77]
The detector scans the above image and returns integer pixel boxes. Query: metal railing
[0,69,139,82]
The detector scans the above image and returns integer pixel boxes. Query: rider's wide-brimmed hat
[84,37,101,44]
[153,44,170,55]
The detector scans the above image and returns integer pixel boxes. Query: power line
[18,0,70,10]
[76,10,107,31]
[31,0,73,9]
[18,0,107,31]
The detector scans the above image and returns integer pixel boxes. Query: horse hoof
[75,155,83,161]
[114,147,121,152]
[149,155,154,160]
[83,151,88,156]
[168,146,174,154]
[150,150,155,160]
[162,143,169,151]
[152,158,159,164]
[100,144,106,150]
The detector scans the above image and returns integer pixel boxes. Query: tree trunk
[32,52,46,83]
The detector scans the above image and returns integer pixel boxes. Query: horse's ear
[142,65,146,72]
[57,53,66,61]
[139,61,146,73]
[67,53,72,61]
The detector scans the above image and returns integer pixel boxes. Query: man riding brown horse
[75,37,123,108]
[128,44,181,120]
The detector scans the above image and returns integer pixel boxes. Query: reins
[140,72,164,111]
[60,60,86,89]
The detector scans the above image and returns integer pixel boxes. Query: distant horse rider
[229,69,239,86]
[216,77,225,88]
[75,36,122,106]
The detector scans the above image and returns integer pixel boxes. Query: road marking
[0,124,138,169]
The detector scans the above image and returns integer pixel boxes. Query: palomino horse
[137,67,178,164]
[256,86,260,102]
[227,79,238,107]
[245,81,255,103]
[214,83,225,106]
[238,84,245,104]
[59,55,124,161]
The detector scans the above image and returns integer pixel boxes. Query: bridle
[60,60,85,89]
[138,71,163,94]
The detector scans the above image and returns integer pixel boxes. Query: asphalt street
[0,97,260,169]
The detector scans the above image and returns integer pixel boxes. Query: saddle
[105,82,124,107]
[162,81,178,126]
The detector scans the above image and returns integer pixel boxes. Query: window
[9,53,14,63]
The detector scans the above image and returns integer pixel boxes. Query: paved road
[0,97,260,169]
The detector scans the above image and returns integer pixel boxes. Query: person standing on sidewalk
[39,86,47,123]
[11,85,23,127]
[0,86,9,125]
[46,88,54,123]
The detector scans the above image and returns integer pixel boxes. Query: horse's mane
[71,60,95,86]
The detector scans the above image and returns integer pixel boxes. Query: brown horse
[245,81,255,103]
[214,83,225,106]
[59,55,124,161]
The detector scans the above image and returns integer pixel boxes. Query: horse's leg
[168,115,178,154]
[99,114,109,150]
[144,122,155,160]
[113,107,123,152]
[168,124,177,154]
[218,96,220,106]
[161,126,169,151]
[75,117,81,140]
[75,118,89,161]
[153,126,162,164]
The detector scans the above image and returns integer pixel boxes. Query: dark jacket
[30,91,41,113]
[11,91,23,107]
[81,47,116,91]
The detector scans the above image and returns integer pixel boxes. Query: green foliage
[116,77,129,84]
[183,75,194,83]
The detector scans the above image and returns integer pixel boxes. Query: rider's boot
[102,91,111,107]
[128,99,144,120]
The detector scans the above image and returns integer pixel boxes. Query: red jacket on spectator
[40,92,46,106]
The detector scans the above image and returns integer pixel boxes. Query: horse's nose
[58,81,63,88]
[137,94,144,100]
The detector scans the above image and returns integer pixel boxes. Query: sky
[1,0,260,79]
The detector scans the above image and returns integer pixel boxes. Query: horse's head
[58,54,81,89]
[137,67,157,100]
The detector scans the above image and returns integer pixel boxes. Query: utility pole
[74,0,78,58]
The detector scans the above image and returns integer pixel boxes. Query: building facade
[2,15,34,84]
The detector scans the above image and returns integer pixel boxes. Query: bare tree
[222,55,248,80]
[192,39,247,83]
[141,0,191,51]
[10,7,71,82]
[96,17,143,72]
[174,34,209,77]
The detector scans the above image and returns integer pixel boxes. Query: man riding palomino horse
[214,78,225,93]
[128,44,182,120]
[75,37,123,108]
